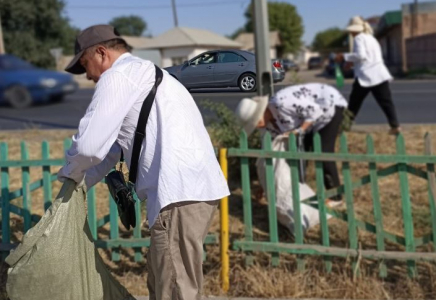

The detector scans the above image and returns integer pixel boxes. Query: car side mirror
[184,60,189,66]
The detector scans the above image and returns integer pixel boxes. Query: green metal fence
[228,131,436,277]
[0,139,217,261]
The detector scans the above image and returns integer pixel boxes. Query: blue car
[0,54,78,108]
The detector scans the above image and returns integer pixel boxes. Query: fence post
[87,187,97,240]
[133,193,142,262]
[219,148,230,292]
[42,141,52,211]
[289,134,305,271]
[339,134,359,274]
[396,134,416,277]
[109,192,121,261]
[366,135,387,277]
[21,141,31,232]
[313,134,332,273]
[240,131,254,266]
[264,132,280,266]
[1,142,10,257]
[425,133,436,251]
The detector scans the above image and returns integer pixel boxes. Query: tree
[312,27,347,53]
[1,0,79,68]
[109,15,147,37]
[242,2,304,55]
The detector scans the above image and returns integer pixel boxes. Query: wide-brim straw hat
[234,95,269,136]
[346,16,365,33]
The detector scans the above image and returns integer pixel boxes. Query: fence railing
[0,140,217,262]
[3,132,436,290]
[227,131,436,278]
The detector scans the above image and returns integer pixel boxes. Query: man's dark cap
[65,24,126,74]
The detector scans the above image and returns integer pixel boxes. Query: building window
[171,57,187,66]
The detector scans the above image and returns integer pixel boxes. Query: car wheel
[4,85,32,109]
[238,73,256,92]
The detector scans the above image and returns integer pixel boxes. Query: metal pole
[253,0,273,97]
[412,0,418,37]
[219,149,229,292]
[0,14,5,54]
[171,0,179,27]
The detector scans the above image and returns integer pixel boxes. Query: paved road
[0,81,434,130]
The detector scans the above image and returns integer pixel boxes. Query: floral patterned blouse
[266,83,348,136]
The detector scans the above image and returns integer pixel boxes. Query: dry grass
[1,126,436,299]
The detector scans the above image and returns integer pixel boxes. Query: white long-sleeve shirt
[59,53,230,227]
[267,83,347,136]
[344,33,393,87]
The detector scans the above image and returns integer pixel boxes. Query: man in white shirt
[236,83,347,207]
[58,24,229,300]
[336,16,401,135]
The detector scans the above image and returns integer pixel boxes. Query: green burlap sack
[340,108,355,133]
[5,180,135,300]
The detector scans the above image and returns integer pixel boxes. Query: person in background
[235,83,348,208]
[336,16,401,135]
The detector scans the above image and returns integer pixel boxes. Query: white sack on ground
[257,136,327,235]
[6,179,135,300]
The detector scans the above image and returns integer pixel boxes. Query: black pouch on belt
[106,163,136,231]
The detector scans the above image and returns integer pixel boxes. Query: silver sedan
[164,50,285,92]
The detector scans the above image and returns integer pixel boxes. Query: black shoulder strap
[128,65,163,184]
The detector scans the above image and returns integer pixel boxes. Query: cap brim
[65,50,86,74]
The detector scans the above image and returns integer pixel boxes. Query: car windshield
[0,55,35,70]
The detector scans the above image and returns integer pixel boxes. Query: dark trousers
[303,107,344,200]
[348,79,400,128]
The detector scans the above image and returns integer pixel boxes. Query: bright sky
[64,0,408,45]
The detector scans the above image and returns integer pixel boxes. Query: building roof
[144,27,241,50]
[376,10,402,36]
[234,31,281,50]
[382,10,402,27]
[121,35,151,49]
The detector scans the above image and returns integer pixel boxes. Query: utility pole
[412,0,418,37]
[253,0,273,97]
[0,14,5,54]
[171,0,179,27]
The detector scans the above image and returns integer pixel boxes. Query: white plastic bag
[6,180,135,300]
[256,136,326,235]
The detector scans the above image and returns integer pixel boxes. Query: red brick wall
[406,33,436,70]
[401,8,436,71]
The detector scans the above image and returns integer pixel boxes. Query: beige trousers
[147,200,218,300]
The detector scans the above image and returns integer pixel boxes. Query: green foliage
[109,15,147,37]
[200,100,260,149]
[1,0,79,68]
[200,100,261,183]
[242,1,304,55]
[406,68,436,78]
[312,27,347,53]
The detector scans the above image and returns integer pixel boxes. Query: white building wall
[286,50,320,65]
[132,49,161,66]
[270,48,277,59]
